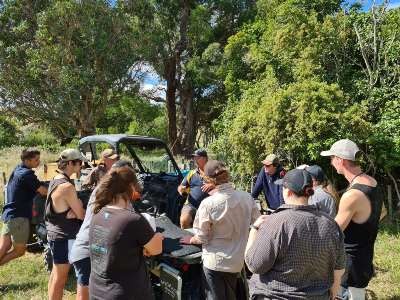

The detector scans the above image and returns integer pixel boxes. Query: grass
[0,147,399,299]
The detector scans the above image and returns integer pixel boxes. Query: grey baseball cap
[305,165,325,182]
[58,149,88,162]
[320,139,360,161]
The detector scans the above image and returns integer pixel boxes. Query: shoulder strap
[186,169,196,185]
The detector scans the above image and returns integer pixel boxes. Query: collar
[273,203,317,213]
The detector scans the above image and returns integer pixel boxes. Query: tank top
[45,176,81,240]
[344,183,382,256]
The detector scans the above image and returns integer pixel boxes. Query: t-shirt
[89,206,155,300]
[181,168,208,209]
[2,164,41,221]
[69,187,97,263]
[308,186,337,218]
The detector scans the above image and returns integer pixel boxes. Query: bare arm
[36,185,48,196]
[178,184,186,196]
[335,191,357,231]
[64,184,85,220]
[143,233,164,256]
[330,269,345,299]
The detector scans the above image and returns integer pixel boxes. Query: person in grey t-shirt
[305,165,338,218]
[70,160,132,300]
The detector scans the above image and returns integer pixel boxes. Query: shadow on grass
[379,217,400,236]
[0,281,39,293]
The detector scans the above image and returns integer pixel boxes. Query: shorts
[1,217,30,244]
[341,253,374,288]
[181,203,197,220]
[48,239,75,265]
[73,257,91,286]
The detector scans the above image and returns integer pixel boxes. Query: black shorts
[49,239,75,265]
[73,257,91,286]
[341,253,374,288]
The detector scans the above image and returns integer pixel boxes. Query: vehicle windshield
[121,142,175,174]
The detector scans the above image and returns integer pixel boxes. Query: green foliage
[0,0,143,139]
[214,0,400,178]
[0,116,20,148]
[96,95,168,140]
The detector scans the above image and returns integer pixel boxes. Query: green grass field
[0,147,399,299]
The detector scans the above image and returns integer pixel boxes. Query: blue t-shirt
[181,169,208,209]
[2,164,41,221]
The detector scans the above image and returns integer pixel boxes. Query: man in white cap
[321,139,383,300]
[82,148,119,190]
[251,154,286,210]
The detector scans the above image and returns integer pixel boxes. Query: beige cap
[262,154,279,166]
[101,148,119,160]
[59,149,88,162]
[320,139,360,161]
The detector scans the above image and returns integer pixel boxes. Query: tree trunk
[165,57,179,154]
[178,81,196,157]
[78,91,96,137]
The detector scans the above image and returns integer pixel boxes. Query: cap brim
[274,179,284,185]
[108,154,119,160]
[320,150,334,157]
[262,160,272,165]
[79,154,88,162]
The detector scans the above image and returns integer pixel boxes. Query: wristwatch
[250,224,259,231]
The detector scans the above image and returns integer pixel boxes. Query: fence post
[388,185,393,222]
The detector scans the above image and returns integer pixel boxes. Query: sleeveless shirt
[45,176,81,240]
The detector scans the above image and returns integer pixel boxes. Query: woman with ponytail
[245,169,346,300]
[89,166,163,300]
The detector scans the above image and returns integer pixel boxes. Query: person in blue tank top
[321,139,383,300]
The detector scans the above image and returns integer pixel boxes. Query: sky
[348,0,400,10]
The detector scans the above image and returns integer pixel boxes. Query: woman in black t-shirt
[89,166,163,300]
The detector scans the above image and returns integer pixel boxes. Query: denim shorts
[48,239,75,264]
[73,257,91,286]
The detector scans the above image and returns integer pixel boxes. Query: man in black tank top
[321,139,383,300]
[46,149,86,300]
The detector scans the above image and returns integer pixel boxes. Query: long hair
[321,180,340,209]
[93,166,140,214]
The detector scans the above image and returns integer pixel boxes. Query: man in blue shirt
[251,154,285,210]
[178,149,213,229]
[0,148,48,266]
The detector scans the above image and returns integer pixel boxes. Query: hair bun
[304,186,314,197]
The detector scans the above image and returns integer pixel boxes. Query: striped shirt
[246,204,345,300]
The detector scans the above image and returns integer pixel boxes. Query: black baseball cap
[305,165,325,182]
[275,169,313,195]
[192,149,208,158]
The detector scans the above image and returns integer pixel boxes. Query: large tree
[0,0,142,143]
[124,0,256,155]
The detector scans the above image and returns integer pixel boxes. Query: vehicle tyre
[43,244,53,272]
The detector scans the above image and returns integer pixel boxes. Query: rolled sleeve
[245,223,280,274]
[193,201,211,245]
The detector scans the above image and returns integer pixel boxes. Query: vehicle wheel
[43,244,53,272]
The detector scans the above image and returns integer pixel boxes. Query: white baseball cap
[320,139,360,161]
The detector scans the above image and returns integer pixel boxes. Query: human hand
[66,210,77,219]
[201,183,215,193]
[253,215,269,228]
[143,248,151,257]
[180,236,192,245]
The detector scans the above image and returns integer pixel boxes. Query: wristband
[250,224,259,231]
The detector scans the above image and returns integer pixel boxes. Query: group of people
[0,138,382,300]
[177,139,382,300]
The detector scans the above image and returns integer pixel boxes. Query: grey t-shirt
[69,187,97,263]
[308,186,337,218]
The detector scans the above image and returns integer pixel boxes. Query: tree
[124,0,256,155]
[0,0,142,142]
